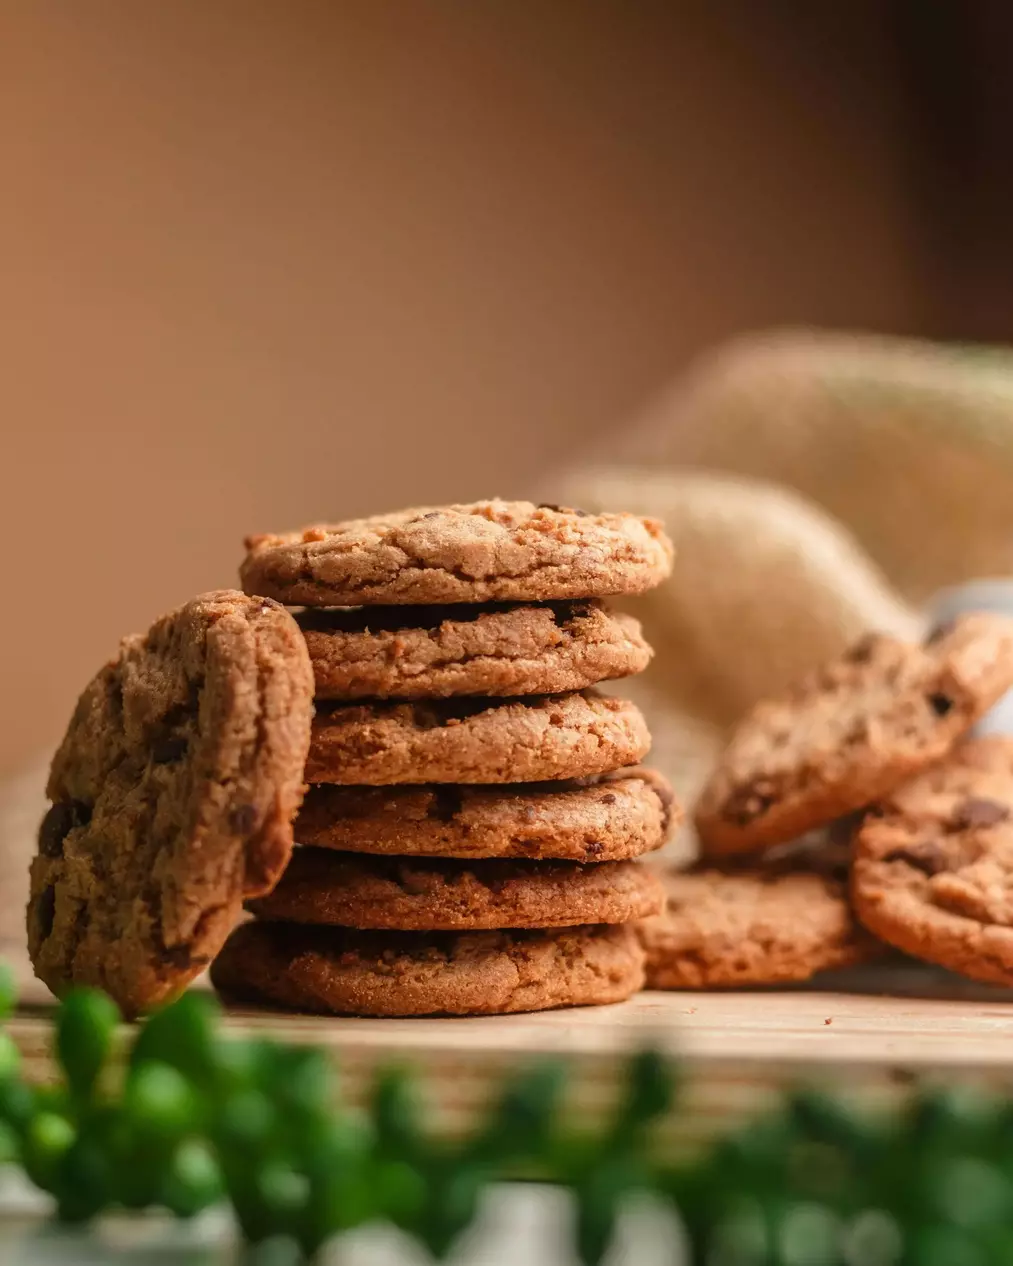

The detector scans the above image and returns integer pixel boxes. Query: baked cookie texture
[240,500,673,607]
[638,861,878,988]
[852,737,1013,985]
[210,921,646,1016]
[295,767,676,861]
[695,614,1013,857]
[306,689,650,785]
[297,600,651,700]
[247,848,664,931]
[28,592,314,1015]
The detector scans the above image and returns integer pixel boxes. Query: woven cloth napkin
[551,329,1013,858]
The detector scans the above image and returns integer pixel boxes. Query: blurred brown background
[3,1,1011,777]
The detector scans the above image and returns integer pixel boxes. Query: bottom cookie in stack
[210,768,676,1015]
[211,923,646,1018]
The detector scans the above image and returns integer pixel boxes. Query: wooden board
[11,944,1013,1153]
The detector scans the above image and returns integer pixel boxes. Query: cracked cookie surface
[241,500,673,606]
[638,860,879,988]
[695,615,1013,857]
[852,737,1013,984]
[247,848,664,930]
[306,689,650,784]
[297,599,651,700]
[27,591,314,1015]
[210,921,645,1015]
[296,767,677,861]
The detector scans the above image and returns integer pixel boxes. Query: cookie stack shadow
[211,501,677,1016]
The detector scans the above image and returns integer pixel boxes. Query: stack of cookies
[210,500,677,1016]
[638,614,1013,989]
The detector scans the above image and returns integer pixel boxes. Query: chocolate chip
[925,620,955,646]
[162,945,210,970]
[35,885,56,941]
[151,735,188,764]
[584,841,605,856]
[952,797,1010,829]
[927,692,954,717]
[229,804,259,835]
[600,793,617,805]
[843,634,879,664]
[432,787,464,822]
[537,503,589,516]
[39,800,90,858]
[883,843,948,875]
[724,784,776,825]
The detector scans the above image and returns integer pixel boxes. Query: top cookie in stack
[212,500,676,1017]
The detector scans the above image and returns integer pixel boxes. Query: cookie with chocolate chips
[638,857,880,988]
[297,600,651,700]
[210,921,645,1016]
[27,591,314,1015]
[852,737,1013,984]
[295,767,677,861]
[240,499,673,606]
[247,848,664,931]
[695,615,1013,857]
[306,689,651,785]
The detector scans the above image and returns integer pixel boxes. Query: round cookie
[638,863,878,989]
[247,849,664,930]
[210,921,645,1016]
[240,499,673,607]
[297,600,651,700]
[695,614,1013,857]
[306,689,650,785]
[852,738,1013,985]
[296,767,677,861]
[27,591,314,1016]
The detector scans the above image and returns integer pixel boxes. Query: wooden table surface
[9,936,1013,1149]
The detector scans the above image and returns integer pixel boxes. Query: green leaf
[0,1033,21,1084]
[0,1078,35,1133]
[272,1046,335,1119]
[55,1134,111,1223]
[55,988,120,1103]
[0,964,17,1022]
[471,1060,564,1163]
[372,1066,424,1158]
[23,1111,75,1192]
[0,1120,18,1164]
[215,1087,278,1153]
[573,1156,639,1266]
[124,1060,200,1143]
[162,1139,224,1217]
[614,1050,675,1137]
[129,991,220,1086]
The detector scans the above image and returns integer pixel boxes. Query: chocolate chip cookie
[306,689,650,785]
[27,591,314,1015]
[241,500,673,606]
[638,862,878,988]
[296,767,676,861]
[297,600,651,700]
[695,615,1013,857]
[852,737,1013,984]
[210,921,645,1015]
[247,848,664,930]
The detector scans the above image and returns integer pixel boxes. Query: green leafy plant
[1,975,1012,1263]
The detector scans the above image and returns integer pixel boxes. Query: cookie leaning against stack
[26,592,315,1016]
[211,499,676,1016]
[639,616,1013,989]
